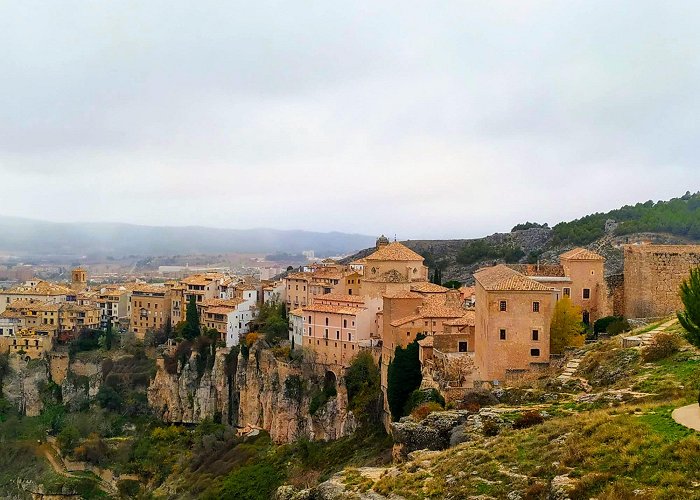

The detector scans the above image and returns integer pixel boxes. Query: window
[343,319,347,328]
[308,327,311,335]
[325,317,329,326]
[347,333,351,341]
[499,329,506,340]
[530,348,540,357]
[532,301,540,313]
[406,332,410,337]
[458,341,468,352]
[499,300,507,312]
[563,288,571,297]
[336,331,339,340]
[532,330,539,341]
[583,288,591,299]
[308,316,311,323]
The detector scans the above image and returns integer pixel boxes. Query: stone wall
[624,244,700,318]
[605,273,625,317]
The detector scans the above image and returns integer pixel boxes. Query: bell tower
[71,267,87,292]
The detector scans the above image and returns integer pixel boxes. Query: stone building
[0,281,75,314]
[130,284,171,338]
[623,244,700,318]
[473,265,557,384]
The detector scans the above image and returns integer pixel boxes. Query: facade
[200,293,257,347]
[473,265,557,384]
[300,293,381,367]
[355,239,429,298]
[96,286,131,329]
[288,307,304,349]
[130,285,171,338]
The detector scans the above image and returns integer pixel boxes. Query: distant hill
[0,216,376,258]
[346,192,700,284]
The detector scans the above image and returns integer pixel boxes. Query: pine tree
[678,267,700,348]
[550,296,585,354]
[183,295,201,340]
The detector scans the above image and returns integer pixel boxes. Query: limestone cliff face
[3,357,49,417]
[147,348,232,424]
[2,355,103,417]
[147,343,357,444]
[236,344,356,443]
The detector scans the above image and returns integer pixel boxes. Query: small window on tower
[499,301,507,312]
[499,329,506,340]
[532,301,540,313]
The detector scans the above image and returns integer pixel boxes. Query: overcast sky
[1,1,698,239]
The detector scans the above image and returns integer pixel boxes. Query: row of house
[283,236,613,424]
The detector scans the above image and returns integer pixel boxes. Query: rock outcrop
[3,356,49,416]
[148,348,232,424]
[147,342,357,443]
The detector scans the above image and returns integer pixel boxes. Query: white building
[288,307,304,349]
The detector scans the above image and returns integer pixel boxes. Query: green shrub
[345,352,382,426]
[513,411,544,429]
[217,461,283,500]
[387,336,423,421]
[607,319,631,335]
[594,316,622,334]
[403,388,445,416]
[482,420,500,436]
[283,375,304,403]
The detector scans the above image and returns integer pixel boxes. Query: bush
[387,336,423,421]
[96,385,123,412]
[410,402,443,421]
[482,420,500,437]
[594,316,621,334]
[217,461,283,500]
[345,352,382,426]
[607,319,631,335]
[283,375,304,403]
[642,332,682,362]
[117,479,141,498]
[403,388,445,416]
[513,411,544,429]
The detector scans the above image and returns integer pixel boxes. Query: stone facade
[623,244,700,318]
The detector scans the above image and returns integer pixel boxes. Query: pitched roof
[444,310,476,327]
[507,264,566,277]
[365,242,424,262]
[302,304,362,315]
[560,248,604,261]
[4,281,73,296]
[383,290,424,300]
[474,265,554,292]
[315,293,364,304]
[410,282,449,293]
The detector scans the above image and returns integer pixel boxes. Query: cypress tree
[387,336,424,421]
[183,295,201,340]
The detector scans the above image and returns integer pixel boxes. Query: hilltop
[346,192,700,284]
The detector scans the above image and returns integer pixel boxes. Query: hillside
[0,216,376,258]
[346,192,700,284]
[292,319,700,499]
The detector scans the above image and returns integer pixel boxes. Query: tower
[71,267,87,292]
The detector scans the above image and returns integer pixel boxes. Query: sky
[1,1,699,239]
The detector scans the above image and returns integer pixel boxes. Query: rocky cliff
[148,348,232,424]
[146,342,357,444]
[236,343,356,443]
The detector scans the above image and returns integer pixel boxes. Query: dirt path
[36,444,76,478]
[672,404,700,432]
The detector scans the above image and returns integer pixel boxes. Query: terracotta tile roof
[507,264,566,277]
[289,308,304,316]
[559,248,604,261]
[4,281,73,296]
[205,306,236,315]
[5,299,43,310]
[0,310,24,319]
[302,304,362,315]
[444,310,476,327]
[203,298,244,308]
[286,273,312,281]
[410,282,449,293]
[417,336,434,347]
[315,293,364,304]
[417,304,466,319]
[459,286,475,296]
[365,242,424,262]
[182,275,213,286]
[390,314,423,327]
[474,265,554,292]
[383,290,424,300]
[350,258,367,266]
[130,284,168,294]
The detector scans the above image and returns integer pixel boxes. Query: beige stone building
[0,281,75,314]
[130,285,171,338]
[473,265,557,384]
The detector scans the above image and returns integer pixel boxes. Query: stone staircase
[557,357,583,382]
[622,318,678,348]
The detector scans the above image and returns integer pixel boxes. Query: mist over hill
[0,216,376,258]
